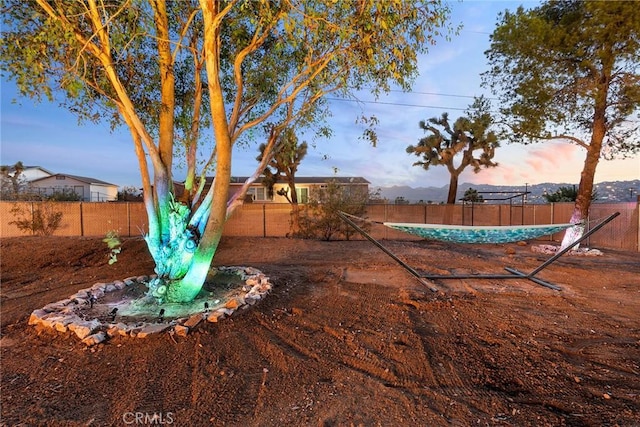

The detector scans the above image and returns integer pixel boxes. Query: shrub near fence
[0,201,637,252]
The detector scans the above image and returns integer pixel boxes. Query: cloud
[524,142,580,173]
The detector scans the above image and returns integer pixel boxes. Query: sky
[1,1,638,190]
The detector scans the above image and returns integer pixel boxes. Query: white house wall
[30,176,117,202]
[90,184,118,202]
[21,167,52,182]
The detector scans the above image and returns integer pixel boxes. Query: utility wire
[327,97,469,111]
[381,89,497,100]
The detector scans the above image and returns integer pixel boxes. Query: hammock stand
[337,211,620,292]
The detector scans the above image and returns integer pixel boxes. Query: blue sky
[1,1,638,190]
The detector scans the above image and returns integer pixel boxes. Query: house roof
[176,176,370,187]
[1,165,54,175]
[227,176,371,185]
[30,173,117,187]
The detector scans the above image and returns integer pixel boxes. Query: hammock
[383,222,575,244]
[337,211,620,292]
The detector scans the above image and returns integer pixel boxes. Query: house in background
[7,165,55,181]
[29,174,118,202]
[238,176,371,203]
[175,176,370,203]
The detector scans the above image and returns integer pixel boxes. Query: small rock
[41,302,64,313]
[245,278,260,287]
[41,316,68,329]
[516,241,527,246]
[54,322,69,333]
[28,310,48,325]
[137,323,171,338]
[603,393,611,399]
[69,319,101,340]
[123,277,137,285]
[174,325,189,337]
[82,332,106,346]
[91,282,108,292]
[107,323,129,337]
[207,310,226,323]
[244,295,259,306]
[225,298,241,310]
[505,247,516,255]
[88,288,104,299]
[183,313,204,329]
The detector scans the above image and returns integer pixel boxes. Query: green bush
[297,180,370,241]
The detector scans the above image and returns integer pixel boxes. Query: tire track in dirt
[249,276,449,392]
[397,288,515,421]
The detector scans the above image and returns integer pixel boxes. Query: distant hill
[374,180,639,204]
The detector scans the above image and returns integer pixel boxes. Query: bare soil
[1,236,639,426]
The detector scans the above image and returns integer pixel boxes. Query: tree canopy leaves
[483,0,640,155]
[1,1,455,302]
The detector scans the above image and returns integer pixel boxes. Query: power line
[327,97,469,111]
[361,88,497,100]
[383,89,494,100]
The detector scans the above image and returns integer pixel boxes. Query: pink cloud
[525,143,581,173]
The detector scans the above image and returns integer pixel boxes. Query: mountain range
[375,179,639,204]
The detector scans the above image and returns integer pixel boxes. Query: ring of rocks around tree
[28,266,272,346]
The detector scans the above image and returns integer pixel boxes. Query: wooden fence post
[263,204,266,238]
[79,202,84,236]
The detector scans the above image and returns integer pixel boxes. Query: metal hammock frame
[337,211,620,291]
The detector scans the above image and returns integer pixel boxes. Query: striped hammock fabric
[383,222,575,244]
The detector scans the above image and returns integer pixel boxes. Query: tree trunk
[288,179,300,236]
[560,108,606,251]
[162,1,233,302]
[446,173,459,204]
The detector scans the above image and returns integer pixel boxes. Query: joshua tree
[257,128,308,235]
[407,97,499,204]
[0,161,27,200]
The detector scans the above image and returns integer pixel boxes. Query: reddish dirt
[1,236,639,426]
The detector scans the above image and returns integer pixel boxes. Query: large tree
[257,127,308,235]
[483,0,640,248]
[406,97,499,204]
[1,1,453,303]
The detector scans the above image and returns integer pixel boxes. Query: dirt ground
[1,235,639,426]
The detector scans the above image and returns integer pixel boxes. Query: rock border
[531,244,604,256]
[29,266,272,346]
